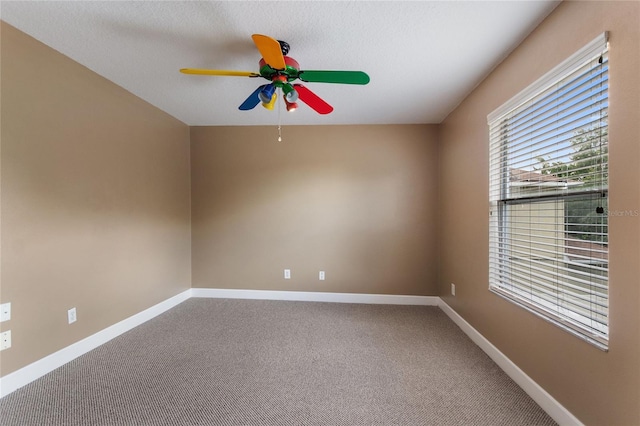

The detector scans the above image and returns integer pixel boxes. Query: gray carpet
[0,298,556,425]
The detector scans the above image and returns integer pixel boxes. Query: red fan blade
[293,84,333,115]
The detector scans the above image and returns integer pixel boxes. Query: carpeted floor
[0,298,557,425]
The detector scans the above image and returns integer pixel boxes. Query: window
[488,33,609,350]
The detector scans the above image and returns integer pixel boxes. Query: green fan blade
[298,70,370,85]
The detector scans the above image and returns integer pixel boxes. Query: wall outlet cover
[0,303,11,322]
[0,330,11,350]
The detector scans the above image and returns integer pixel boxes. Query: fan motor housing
[259,57,300,83]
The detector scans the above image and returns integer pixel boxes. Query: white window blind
[488,33,609,349]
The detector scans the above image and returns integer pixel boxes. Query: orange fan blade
[251,34,286,70]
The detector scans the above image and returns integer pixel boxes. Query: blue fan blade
[239,85,265,110]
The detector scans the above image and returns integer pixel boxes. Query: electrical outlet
[319,271,325,280]
[0,303,11,322]
[68,307,77,324]
[284,269,291,279]
[1,330,11,350]
[451,283,456,296]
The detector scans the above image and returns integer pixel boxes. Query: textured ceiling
[1,1,559,126]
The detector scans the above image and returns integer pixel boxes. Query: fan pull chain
[278,88,283,142]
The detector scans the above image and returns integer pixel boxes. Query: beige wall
[0,23,192,375]
[191,125,438,296]
[438,2,640,425]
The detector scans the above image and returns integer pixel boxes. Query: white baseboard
[437,299,583,426]
[0,289,192,398]
[191,288,439,306]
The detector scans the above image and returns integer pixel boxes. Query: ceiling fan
[180,34,370,114]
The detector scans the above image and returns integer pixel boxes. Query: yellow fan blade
[180,69,259,77]
[251,34,286,70]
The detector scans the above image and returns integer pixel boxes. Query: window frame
[487,33,610,350]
